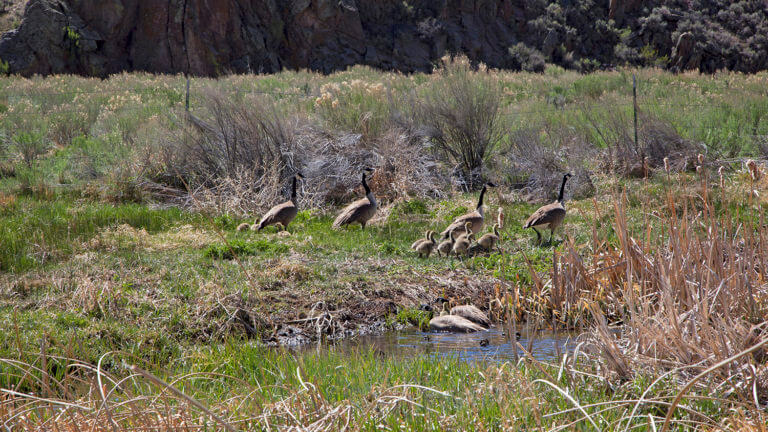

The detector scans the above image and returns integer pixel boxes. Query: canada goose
[333,170,377,230]
[256,173,304,231]
[236,223,251,232]
[436,230,456,257]
[415,231,437,258]
[440,182,497,239]
[428,298,487,333]
[452,231,474,257]
[476,223,500,252]
[450,305,491,328]
[429,315,485,333]
[524,173,572,245]
[411,230,433,250]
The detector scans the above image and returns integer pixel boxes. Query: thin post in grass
[185,77,190,113]
[632,74,640,161]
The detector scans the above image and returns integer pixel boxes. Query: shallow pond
[313,327,578,363]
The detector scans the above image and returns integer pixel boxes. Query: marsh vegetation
[1,60,768,429]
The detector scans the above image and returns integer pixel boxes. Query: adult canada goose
[450,305,491,328]
[256,173,304,231]
[411,230,433,250]
[333,169,378,229]
[429,315,485,333]
[415,231,437,258]
[428,298,488,333]
[524,173,572,245]
[476,223,500,252]
[436,230,456,257]
[440,182,497,239]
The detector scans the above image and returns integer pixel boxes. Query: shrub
[13,131,49,168]
[506,43,546,73]
[414,55,502,190]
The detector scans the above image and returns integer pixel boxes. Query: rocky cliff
[0,0,766,77]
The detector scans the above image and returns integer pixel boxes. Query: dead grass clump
[151,224,218,250]
[160,88,306,215]
[366,128,448,202]
[160,90,445,215]
[267,260,312,283]
[87,224,149,252]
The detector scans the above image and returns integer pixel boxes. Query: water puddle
[318,327,578,363]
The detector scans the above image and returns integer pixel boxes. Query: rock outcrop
[0,0,523,76]
[0,0,766,77]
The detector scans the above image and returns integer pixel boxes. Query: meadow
[1,59,768,430]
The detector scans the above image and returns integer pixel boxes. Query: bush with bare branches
[160,88,447,215]
[414,55,503,191]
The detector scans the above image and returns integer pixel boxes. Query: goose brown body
[450,305,491,328]
[257,175,303,231]
[524,174,571,244]
[429,315,486,333]
[333,171,378,229]
[440,183,496,239]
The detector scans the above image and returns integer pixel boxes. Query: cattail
[497,206,505,230]
[663,157,670,173]
[718,166,725,188]
[747,159,760,181]
[697,153,705,165]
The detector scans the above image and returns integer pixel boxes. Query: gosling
[415,231,437,258]
[411,230,433,250]
[452,230,474,257]
[436,230,456,257]
[476,223,501,252]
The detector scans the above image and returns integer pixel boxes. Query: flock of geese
[239,168,574,333]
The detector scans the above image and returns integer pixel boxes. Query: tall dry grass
[551,176,768,404]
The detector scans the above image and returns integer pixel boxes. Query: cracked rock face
[0,0,523,76]
[0,0,765,77]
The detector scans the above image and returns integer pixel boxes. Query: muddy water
[323,327,578,363]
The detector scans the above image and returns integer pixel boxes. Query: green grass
[0,192,198,271]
